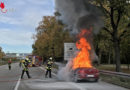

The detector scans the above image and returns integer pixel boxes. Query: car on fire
[72,67,99,82]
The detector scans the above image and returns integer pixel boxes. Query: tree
[120,29,130,69]
[94,29,114,65]
[33,16,73,61]
[0,47,5,59]
[92,0,130,72]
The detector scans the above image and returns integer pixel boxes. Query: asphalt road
[0,63,129,90]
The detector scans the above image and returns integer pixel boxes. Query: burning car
[70,30,99,82]
[72,67,99,82]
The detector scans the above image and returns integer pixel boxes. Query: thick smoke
[55,0,103,35]
[55,0,103,81]
[57,60,73,81]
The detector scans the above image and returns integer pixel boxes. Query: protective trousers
[45,69,51,78]
[21,69,31,79]
[8,65,11,70]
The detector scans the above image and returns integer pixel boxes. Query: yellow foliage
[33,16,74,58]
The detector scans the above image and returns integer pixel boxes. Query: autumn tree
[92,0,130,72]
[32,16,73,61]
[0,47,5,59]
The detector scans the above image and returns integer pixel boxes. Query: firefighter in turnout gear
[21,57,31,79]
[8,59,12,70]
[45,57,53,78]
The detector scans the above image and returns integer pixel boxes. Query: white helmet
[26,58,29,60]
[49,57,52,60]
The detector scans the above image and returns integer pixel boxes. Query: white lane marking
[14,77,21,90]
[39,67,57,77]
[68,82,86,90]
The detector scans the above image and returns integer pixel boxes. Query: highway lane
[18,67,129,90]
[0,63,129,90]
[0,63,21,90]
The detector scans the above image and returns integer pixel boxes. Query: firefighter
[21,57,31,79]
[45,57,53,78]
[8,59,12,70]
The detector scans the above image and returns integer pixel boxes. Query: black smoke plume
[55,0,103,35]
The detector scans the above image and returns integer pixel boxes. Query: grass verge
[100,73,130,89]
[96,64,130,74]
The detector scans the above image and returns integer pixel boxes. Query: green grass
[97,64,130,89]
[100,73,130,89]
[96,64,130,74]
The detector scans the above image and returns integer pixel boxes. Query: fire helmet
[49,57,52,60]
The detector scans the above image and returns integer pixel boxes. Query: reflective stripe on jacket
[46,66,51,70]
[21,60,29,71]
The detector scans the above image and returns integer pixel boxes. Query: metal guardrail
[99,70,130,78]
[54,62,130,79]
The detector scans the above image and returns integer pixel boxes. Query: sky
[0,0,55,53]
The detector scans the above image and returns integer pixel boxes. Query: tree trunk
[98,51,102,65]
[113,41,121,72]
[108,52,111,64]
[127,60,130,70]
[126,54,130,70]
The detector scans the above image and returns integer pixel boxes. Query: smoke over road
[55,0,103,81]
[57,60,73,81]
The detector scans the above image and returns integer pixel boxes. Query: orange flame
[73,29,92,69]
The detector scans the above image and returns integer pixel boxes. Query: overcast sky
[0,0,55,53]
